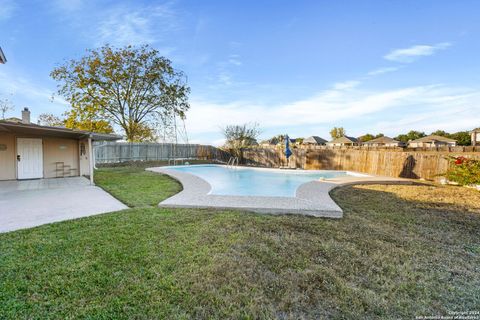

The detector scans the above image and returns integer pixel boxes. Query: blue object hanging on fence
[285,135,292,159]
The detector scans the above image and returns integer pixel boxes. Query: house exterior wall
[42,138,79,178]
[0,133,16,180]
[409,141,456,148]
[472,131,480,146]
[363,142,404,147]
[0,133,81,180]
[327,142,355,147]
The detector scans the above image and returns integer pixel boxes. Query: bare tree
[0,97,14,119]
[222,123,261,158]
[37,113,64,127]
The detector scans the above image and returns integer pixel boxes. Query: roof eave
[0,47,6,64]
[0,121,122,141]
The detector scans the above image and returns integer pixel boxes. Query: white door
[17,138,43,179]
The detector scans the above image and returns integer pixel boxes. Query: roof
[0,47,6,64]
[328,136,358,144]
[472,128,480,132]
[4,117,22,123]
[409,135,456,143]
[303,136,327,144]
[362,136,403,145]
[261,137,279,145]
[0,120,122,141]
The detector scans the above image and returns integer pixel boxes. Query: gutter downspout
[88,135,94,185]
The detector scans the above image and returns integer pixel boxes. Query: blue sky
[1,0,479,144]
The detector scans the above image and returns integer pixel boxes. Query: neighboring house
[260,137,279,147]
[362,136,405,147]
[0,108,121,183]
[0,47,6,64]
[472,128,480,146]
[327,136,359,147]
[408,135,457,148]
[303,136,327,145]
[277,138,298,146]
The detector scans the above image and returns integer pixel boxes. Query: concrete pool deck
[147,166,415,218]
[0,177,128,233]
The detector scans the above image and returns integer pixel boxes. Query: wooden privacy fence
[242,146,480,181]
[94,142,230,164]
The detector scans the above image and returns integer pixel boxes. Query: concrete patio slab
[0,177,128,233]
[147,166,415,218]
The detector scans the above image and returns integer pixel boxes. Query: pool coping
[146,165,415,218]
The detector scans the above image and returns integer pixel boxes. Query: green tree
[330,127,346,139]
[63,108,114,134]
[51,45,190,142]
[430,130,450,137]
[358,133,384,142]
[395,130,426,143]
[450,131,471,146]
[358,133,375,142]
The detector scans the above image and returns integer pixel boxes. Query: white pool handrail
[227,156,239,168]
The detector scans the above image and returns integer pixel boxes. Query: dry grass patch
[351,184,480,213]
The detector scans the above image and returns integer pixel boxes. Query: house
[0,47,6,64]
[472,128,480,146]
[260,137,279,147]
[0,108,121,183]
[303,136,327,145]
[362,136,405,147]
[408,135,456,148]
[326,136,358,147]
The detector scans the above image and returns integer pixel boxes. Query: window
[80,143,86,156]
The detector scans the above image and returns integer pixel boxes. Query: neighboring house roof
[0,47,6,64]
[261,137,280,145]
[0,120,122,141]
[328,136,358,144]
[409,135,456,144]
[303,136,327,144]
[362,136,403,145]
[472,128,480,132]
[3,117,22,123]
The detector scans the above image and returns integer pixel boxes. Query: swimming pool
[163,165,354,197]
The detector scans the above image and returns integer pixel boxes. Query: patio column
[88,135,94,185]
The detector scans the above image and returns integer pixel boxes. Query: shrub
[444,156,480,186]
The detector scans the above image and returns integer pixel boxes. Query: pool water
[164,165,350,197]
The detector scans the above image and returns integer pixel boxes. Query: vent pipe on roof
[21,107,30,124]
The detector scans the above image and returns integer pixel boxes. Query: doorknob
[17,155,21,161]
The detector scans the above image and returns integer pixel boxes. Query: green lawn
[1,167,479,319]
[94,167,182,207]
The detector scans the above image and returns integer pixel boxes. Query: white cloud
[384,42,451,63]
[367,66,401,76]
[0,69,68,120]
[228,54,242,66]
[184,83,480,140]
[332,80,361,90]
[96,4,178,46]
[0,0,16,21]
